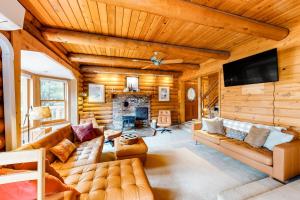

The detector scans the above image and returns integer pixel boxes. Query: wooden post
[218,70,222,117]
[179,80,185,123]
[37,149,45,200]
[11,31,22,149]
[198,77,202,120]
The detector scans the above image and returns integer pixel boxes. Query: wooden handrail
[202,79,218,99]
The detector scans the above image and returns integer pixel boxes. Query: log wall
[180,23,300,131]
[81,72,179,127]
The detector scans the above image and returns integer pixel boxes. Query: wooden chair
[0,149,45,200]
[157,110,172,133]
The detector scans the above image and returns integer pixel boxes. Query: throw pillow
[0,169,79,200]
[49,139,76,163]
[263,130,294,151]
[71,122,96,142]
[225,128,248,141]
[12,159,64,183]
[205,118,225,135]
[201,118,209,131]
[244,126,270,148]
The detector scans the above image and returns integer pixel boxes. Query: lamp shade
[30,106,52,120]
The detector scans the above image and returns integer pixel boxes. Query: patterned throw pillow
[49,139,76,163]
[225,128,248,141]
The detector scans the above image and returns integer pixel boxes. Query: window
[40,78,68,122]
[21,75,32,128]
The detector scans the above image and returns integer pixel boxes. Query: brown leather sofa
[193,126,300,182]
[17,124,154,200]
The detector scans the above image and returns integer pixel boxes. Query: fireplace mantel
[110,91,153,98]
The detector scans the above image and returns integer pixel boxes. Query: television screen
[223,49,279,87]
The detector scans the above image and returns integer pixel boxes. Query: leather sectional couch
[193,119,300,182]
[17,124,154,200]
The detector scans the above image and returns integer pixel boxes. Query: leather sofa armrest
[94,126,104,136]
[45,191,78,200]
[273,140,300,181]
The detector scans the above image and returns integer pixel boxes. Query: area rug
[145,147,266,200]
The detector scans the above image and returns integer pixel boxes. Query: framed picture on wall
[158,86,170,101]
[126,76,139,92]
[88,84,105,103]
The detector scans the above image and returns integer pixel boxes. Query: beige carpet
[145,147,264,200]
[102,128,266,200]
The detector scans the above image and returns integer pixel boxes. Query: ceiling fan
[133,52,183,70]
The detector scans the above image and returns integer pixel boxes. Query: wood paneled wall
[180,23,300,131]
[77,77,83,116]
[81,72,179,127]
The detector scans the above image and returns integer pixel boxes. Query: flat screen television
[223,49,279,87]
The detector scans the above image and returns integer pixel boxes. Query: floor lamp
[24,106,52,143]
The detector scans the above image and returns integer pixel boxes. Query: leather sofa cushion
[56,158,154,200]
[220,139,273,166]
[16,125,74,163]
[115,137,148,157]
[194,130,228,144]
[51,136,104,171]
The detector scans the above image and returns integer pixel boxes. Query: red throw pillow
[71,122,96,142]
[0,169,79,200]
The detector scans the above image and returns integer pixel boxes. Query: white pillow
[202,117,220,131]
[201,118,209,131]
[263,130,294,151]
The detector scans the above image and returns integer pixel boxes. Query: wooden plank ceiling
[19,0,300,72]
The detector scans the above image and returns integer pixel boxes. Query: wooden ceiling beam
[69,53,200,71]
[81,66,182,76]
[43,28,230,60]
[94,0,289,41]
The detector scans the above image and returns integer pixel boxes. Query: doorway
[201,72,219,118]
[185,79,198,121]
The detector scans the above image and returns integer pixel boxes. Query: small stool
[104,130,122,146]
[115,137,148,164]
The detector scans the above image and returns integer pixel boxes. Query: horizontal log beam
[95,0,289,41]
[43,28,230,60]
[69,54,200,71]
[81,66,182,76]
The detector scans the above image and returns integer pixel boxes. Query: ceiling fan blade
[142,64,156,70]
[132,59,152,64]
[161,59,183,64]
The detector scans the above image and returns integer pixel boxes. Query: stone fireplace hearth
[112,95,150,130]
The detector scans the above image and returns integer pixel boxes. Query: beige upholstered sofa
[16,124,154,200]
[193,119,300,182]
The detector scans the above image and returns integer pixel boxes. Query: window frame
[21,73,33,129]
[39,77,69,125]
